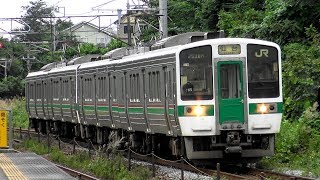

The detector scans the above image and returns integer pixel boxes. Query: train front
[176,39,282,163]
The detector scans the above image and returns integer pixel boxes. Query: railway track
[12,128,316,180]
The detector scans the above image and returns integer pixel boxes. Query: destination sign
[218,44,241,55]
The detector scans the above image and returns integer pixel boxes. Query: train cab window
[247,44,279,98]
[179,45,213,100]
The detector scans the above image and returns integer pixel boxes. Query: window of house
[80,37,88,43]
[96,38,106,44]
[124,26,133,34]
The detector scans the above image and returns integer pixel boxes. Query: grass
[0,98,29,128]
[259,106,320,177]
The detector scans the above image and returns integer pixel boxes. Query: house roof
[63,21,116,36]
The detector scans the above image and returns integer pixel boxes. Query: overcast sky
[0,0,139,38]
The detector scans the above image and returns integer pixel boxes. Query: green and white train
[26,32,282,163]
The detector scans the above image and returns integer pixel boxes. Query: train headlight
[185,105,206,116]
[256,103,277,114]
[257,104,268,114]
[194,106,204,116]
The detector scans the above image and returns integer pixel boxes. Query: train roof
[78,59,113,70]
[26,71,48,78]
[48,64,80,74]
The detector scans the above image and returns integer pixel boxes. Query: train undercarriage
[30,118,275,165]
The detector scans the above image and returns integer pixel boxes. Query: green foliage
[0,76,25,98]
[218,8,264,38]
[301,103,320,136]
[261,114,320,176]
[217,0,320,45]
[105,38,126,52]
[11,98,29,128]
[20,0,56,42]
[22,139,49,155]
[282,43,320,120]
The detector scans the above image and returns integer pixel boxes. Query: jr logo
[255,49,269,57]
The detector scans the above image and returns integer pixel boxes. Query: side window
[30,83,34,101]
[110,75,117,102]
[62,79,69,101]
[36,83,41,100]
[129,73,140,102]
[166,69,174,100]
[148,71,161,102]
[84,78,93,102]
[53,80,59,101]
[97,76,107,101]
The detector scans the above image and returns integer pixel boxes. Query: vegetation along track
[13,128,315,180]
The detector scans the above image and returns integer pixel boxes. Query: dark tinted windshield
[247,44,279,98]
[179,45,213,100]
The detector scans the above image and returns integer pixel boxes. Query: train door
[48,78,55,119]
[96,74,111,127]
[217,61,244,124]
[165,66,178,136]
[28,81,36,118]
[83,75,95,124]
[109,72,119,128]
[118,72,129,129]
[42,80,47,119]
[70,77,75,122]
[127,70,145,132]
[145,68,168,135]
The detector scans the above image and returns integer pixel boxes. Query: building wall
[72,25,112,46]
[117,17,147,44]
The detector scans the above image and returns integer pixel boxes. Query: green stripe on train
[249,102,283,114]
[147,107,165,115]
[128,107,144,114]
[41,104,175,116]
[178,105,214,117]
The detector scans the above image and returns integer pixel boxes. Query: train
[26,32,282,164]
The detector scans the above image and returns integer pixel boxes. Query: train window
[148,71,161,102]
[36,83,41,100]
[247,44,279,98]
[112,76,117,102]
[52,80,59,101]
[179,45,213,100]
[97,77,107,100]
[219,64,241,99]
[167,70,173,99]
[30,84,32,100]
[129,73,141,102]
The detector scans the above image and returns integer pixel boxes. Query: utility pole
[0,58,8,80]
[159,0,168,38]
[127,0,132,46]
[22,53,36,72]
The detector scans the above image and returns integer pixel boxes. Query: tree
[20,0,56,42]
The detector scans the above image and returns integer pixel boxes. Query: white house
[63,21,115,47]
